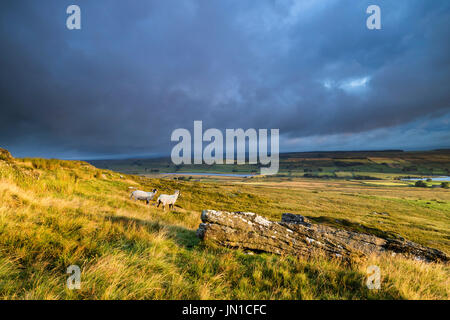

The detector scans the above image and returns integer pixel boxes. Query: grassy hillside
[0,148,449,299]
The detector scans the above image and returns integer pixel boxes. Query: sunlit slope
[0,148,448,299]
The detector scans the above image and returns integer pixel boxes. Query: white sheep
[156,190,180,211]
[130,188,157,205]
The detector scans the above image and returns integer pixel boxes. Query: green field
[0,147,449,299]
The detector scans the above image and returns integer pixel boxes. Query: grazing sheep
[156,190,180,211]
[130,189,157,205]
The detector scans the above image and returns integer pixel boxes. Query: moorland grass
[0,153,448,299]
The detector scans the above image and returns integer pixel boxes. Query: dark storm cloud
[0,0,449,158]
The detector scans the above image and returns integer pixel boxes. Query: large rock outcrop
[197,210,448,263]
[0,147,13,162]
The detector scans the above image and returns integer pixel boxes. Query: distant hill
[0,147,448,299]
[88,150,450,176]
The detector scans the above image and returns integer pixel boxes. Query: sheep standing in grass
[156,190,180,211]
[130,189,157,205]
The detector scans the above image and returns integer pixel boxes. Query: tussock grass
[0,153,448,299]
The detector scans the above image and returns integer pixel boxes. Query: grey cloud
[0,0,449,158]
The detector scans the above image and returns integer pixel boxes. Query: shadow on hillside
[300,262,405,299]
[105,214,200,250]
[235,252,405,299]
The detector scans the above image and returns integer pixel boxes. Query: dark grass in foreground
[0,148,449,299]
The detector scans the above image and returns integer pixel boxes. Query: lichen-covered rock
[197,210,449,263]
[0,147,13,162]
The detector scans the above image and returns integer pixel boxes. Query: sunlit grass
[0,152,448,299]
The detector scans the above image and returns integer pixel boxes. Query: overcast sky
[1,0,449,159]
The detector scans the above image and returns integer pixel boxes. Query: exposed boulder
[0,147,13,162]
[369,211,389,216]
[197,210,448,263]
